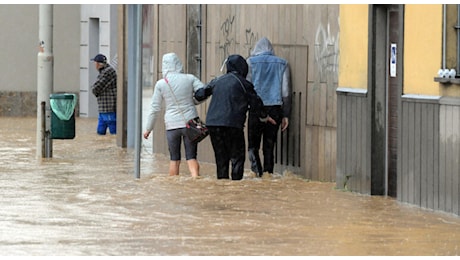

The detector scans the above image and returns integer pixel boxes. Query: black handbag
[186,117,209,143]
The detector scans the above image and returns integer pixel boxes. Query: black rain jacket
[195,54,269,129]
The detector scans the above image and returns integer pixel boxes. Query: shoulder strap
[164,77,187,123]
[229,73,247,93]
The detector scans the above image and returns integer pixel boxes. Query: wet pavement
[1,115,460,256]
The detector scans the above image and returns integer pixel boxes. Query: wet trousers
[97,112,116,135]
[248,106,282,176]
[208,126,246,180]
[166,128,198,160]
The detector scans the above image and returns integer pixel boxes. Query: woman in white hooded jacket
[143,53,205,177]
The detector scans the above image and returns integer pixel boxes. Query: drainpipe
[196,4,202,78]
[456,5,460,76]
[37,4,53,159]
[442,5,446,69]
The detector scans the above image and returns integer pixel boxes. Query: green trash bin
[50,93,77,139]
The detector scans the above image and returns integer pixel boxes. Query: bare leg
[169,160,180,176]
[187,159,200,177]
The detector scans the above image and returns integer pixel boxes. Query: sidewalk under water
[1,116,460,256]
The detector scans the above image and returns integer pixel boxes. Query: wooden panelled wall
[399,96,460,216]
[399,96,440,210]
[337,90,460,216]
[436,97,460,215]
[149,4,339,181]
[336,89,370,194]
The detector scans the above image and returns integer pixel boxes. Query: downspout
[456,5,460,76]
[196,4,202,78]
[442,5,446,69]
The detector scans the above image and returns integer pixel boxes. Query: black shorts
[166,128,198,161]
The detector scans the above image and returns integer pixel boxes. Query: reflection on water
[1,117,460,256]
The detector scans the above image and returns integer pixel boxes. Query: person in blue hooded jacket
[195,54,276,180]
[246,37,292,177]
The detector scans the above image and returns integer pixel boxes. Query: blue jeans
[97,112,116,135]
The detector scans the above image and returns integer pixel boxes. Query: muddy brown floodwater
[1,116,460,256]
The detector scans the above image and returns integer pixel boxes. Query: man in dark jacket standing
[91,54,117,135]
[195,54,275,180]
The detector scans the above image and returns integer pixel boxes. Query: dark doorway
[386,6,402,197]
[369,5,403,197]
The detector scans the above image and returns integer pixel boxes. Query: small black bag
[186,117,209,143]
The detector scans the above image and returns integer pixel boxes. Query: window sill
[434,77,460,85]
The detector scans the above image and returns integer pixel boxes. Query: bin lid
[50,93,76,99]
[50,93,77,120]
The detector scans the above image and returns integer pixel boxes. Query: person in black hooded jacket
[195,54,276,180]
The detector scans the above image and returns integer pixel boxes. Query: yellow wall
[338,4,369,89]
[404,4,443,96]
[339,4,445,95]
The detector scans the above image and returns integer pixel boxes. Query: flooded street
[1,116,460,256]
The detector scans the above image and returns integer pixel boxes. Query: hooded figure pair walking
[195,54,276,180]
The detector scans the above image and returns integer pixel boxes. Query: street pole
[37,4,54,159]
[133,4,143,179]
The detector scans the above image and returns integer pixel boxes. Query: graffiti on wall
[244,28,259,58]
[219,15,235,66]
[314,19,340,83]
[218,15,260,65]
[216,13,340,85]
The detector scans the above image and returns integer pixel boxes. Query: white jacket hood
[162,52,183,78]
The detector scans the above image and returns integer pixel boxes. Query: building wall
[337,4,460,216]
[404,4,442,96]
[0,4,117,118]
[338,4,368,90]
[0,5,80,116]
[336,5,370,193]
[399,96,440,209]
[142,4,340,180]
[438,98,460,214]
[79,4,118,118]
[336,89,369,194]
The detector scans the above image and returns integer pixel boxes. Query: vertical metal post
[41,102,46,158]
[197,5,202,78]
[134,5,143,178]
[37,4,54,159]
[456,5,460,76]
[442,4,446,70]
